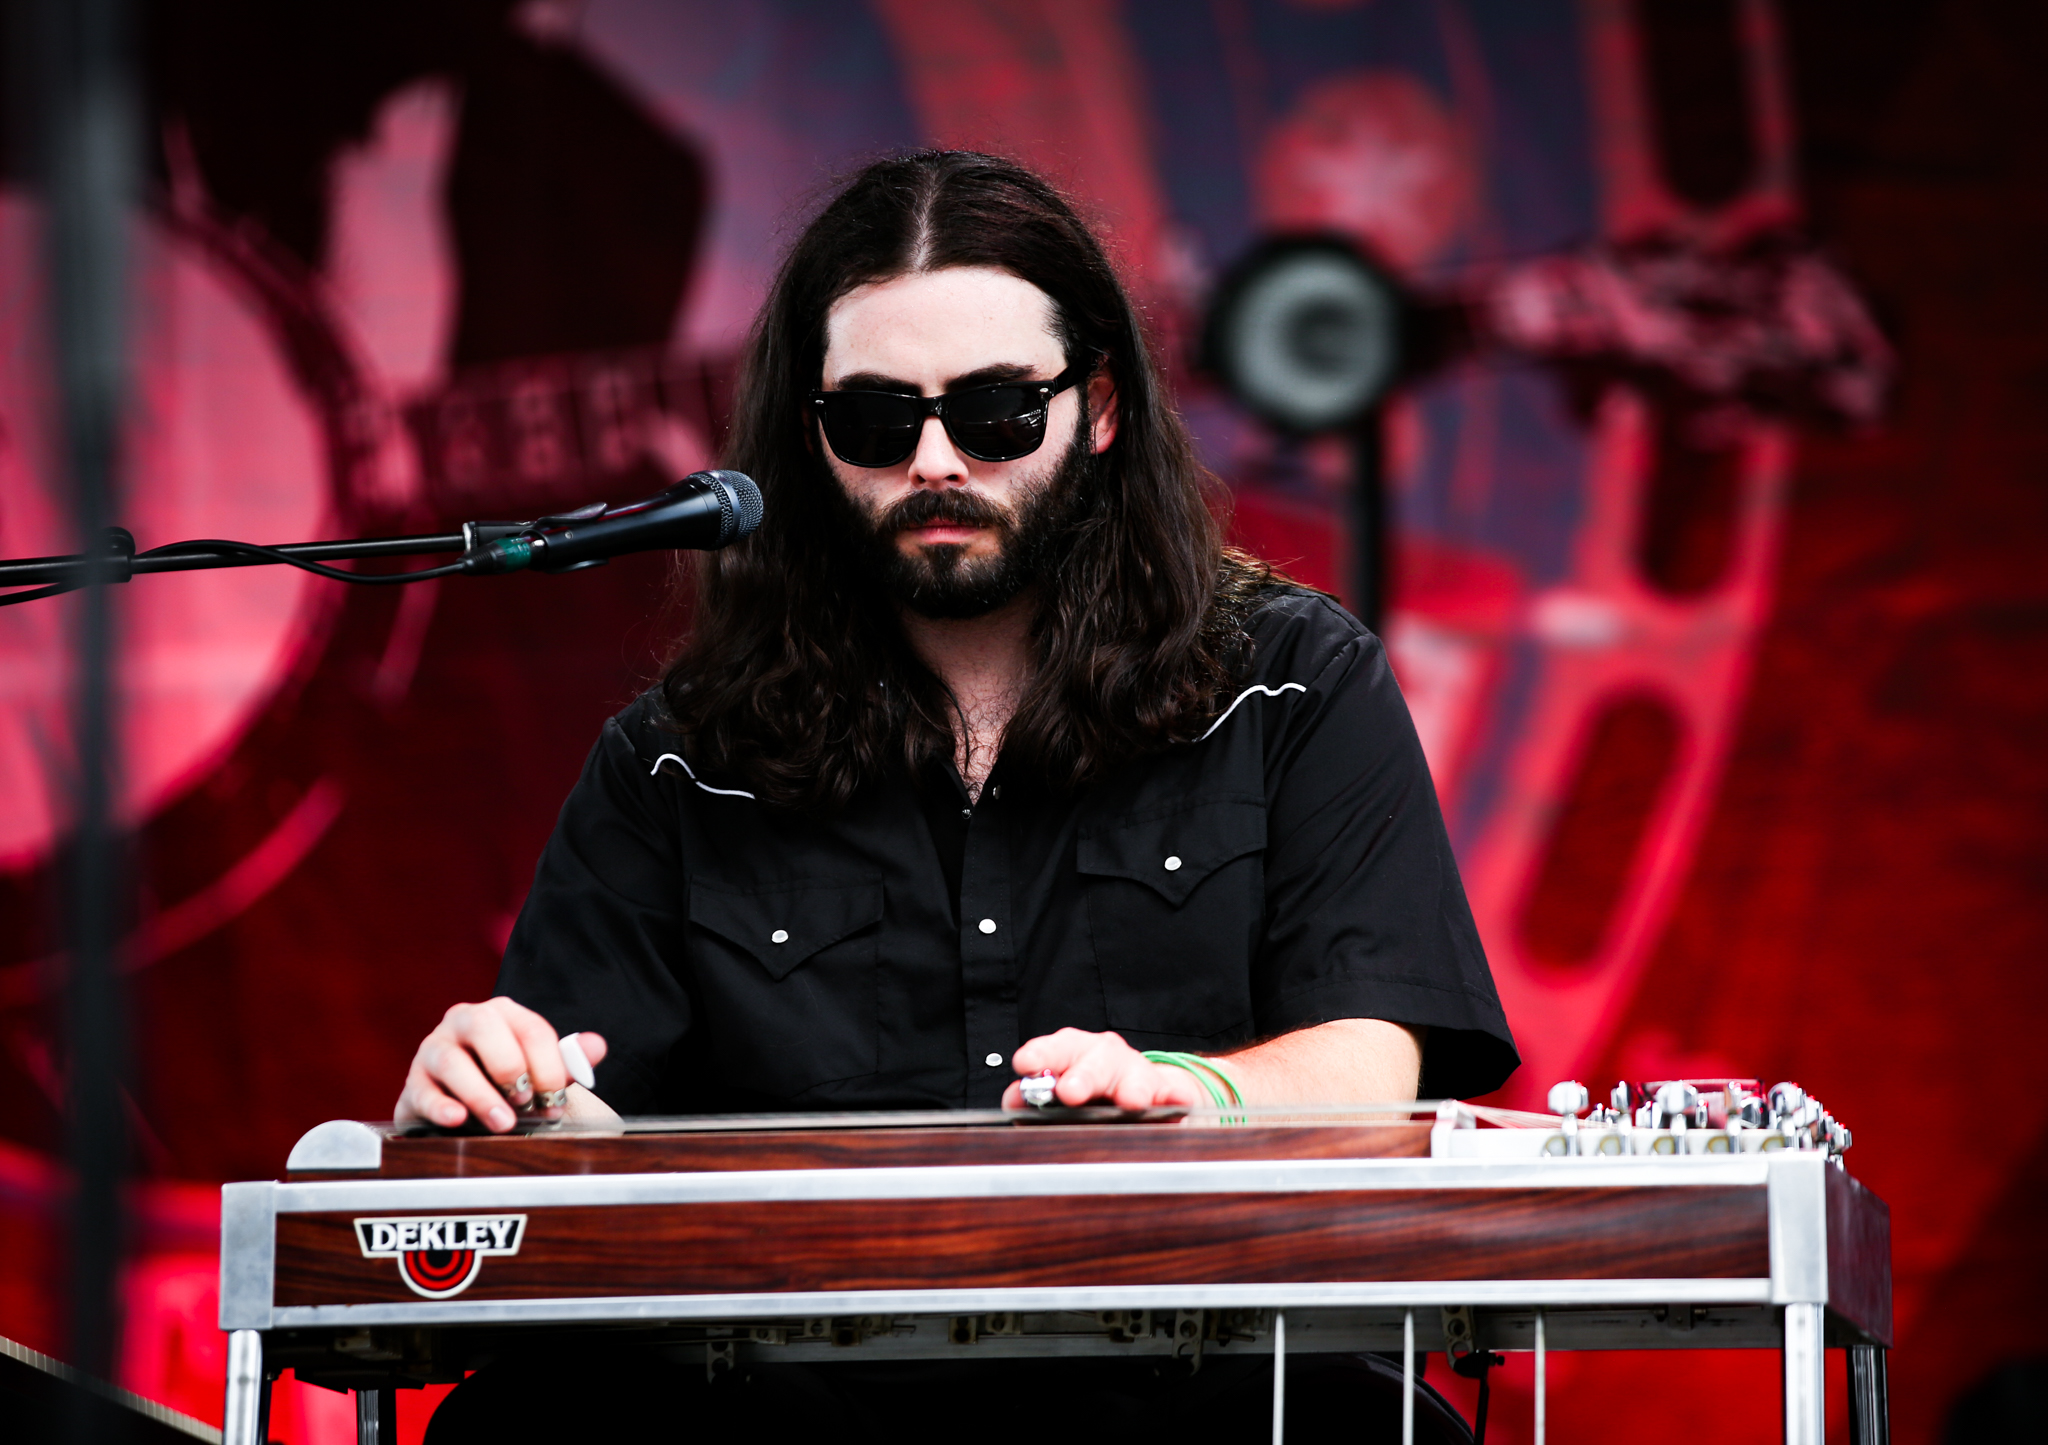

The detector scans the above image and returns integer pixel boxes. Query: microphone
[459,470,763,575]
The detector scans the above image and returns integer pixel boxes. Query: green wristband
[1141,1050,1244,1110]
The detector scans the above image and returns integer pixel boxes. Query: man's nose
[906,414,967,486]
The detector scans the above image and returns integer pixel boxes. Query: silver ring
[1020,1071,1057,1108]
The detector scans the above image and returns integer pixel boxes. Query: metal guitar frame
[219,1134,1888,1445]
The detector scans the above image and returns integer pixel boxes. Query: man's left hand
[1001,1028,1204,1110]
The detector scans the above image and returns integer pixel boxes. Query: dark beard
[852,422,1092,620]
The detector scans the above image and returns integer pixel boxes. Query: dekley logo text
[354,1215,527,1299]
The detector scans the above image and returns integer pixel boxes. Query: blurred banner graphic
[1,2,2041,1442]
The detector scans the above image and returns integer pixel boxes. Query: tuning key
[1547,1081,1590,1117]
[1653,1081,1701,1131]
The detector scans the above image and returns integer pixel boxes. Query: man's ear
[1087,368,1119,455]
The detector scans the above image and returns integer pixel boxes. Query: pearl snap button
[984,1052,1003,1067]
[978,918,997,934]
[770,929,789,944]
[1164,856,1183,871]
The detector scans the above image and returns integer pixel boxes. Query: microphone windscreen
[712,471,763,541]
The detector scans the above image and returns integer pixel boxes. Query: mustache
[877,487,1013,536]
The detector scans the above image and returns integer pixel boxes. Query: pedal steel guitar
[218,1080,1889,1445]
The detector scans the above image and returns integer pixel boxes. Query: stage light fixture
[1203,236,1405,434]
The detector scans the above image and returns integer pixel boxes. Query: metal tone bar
[1402,1308,1414,1445]
[1271,1311,1286,1445]
[1848,1346,1888,1445]
[356,1386,394,1445]
[222,1331,263,1445]
[1535,1309,1547,1445]
[0,532,468,587]
[1783,1303,1824,1445]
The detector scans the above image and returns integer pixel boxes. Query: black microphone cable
[143,539,469,584]
[0,541,464,607]
[0,470,762,605]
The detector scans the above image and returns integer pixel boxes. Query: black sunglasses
[809,361,1088,468]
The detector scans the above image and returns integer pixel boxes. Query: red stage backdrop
[0,2,2041,1441]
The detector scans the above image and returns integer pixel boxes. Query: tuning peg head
[1652,1081,1701,1129]
[1547,1081,1591,1117]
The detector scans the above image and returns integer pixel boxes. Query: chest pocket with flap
[686,877,882,1096]
[1077,798,1264,1041]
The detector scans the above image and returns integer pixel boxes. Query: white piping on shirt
[650,682,1299,790]
[1197,682,1307,742]
[649,752,758,800]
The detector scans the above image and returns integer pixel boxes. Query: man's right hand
[394,997,609,1133]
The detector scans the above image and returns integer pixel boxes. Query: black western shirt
[498,588,1518,1110]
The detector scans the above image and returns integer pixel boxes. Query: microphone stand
[0,519,550,604]
[1,470,757,603]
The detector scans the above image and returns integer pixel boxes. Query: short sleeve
[1250,599,1519,1098]
[495,703,695,1113]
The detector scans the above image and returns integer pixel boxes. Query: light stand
[1201,234,1406,635]
[22,0,136,1415]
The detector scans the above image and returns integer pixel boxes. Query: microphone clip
[457,504,610,575]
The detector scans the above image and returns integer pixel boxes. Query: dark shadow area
[1635,409,1743,596]
[1944,1359,2048,1444]
[0,1338,215,1444]
[1638,0,1757,210]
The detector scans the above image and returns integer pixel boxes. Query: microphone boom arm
[0,470,761,604]
[0,527,471,599]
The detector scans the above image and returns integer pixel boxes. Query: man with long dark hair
[399,152,1513,1439]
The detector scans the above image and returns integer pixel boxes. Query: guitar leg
[1848,1345,1889,1445]
[1270,1310,1286,1445]
[222,1331,264,1445]
[357,1385,396,1445]
[1402,1307,1415,1445]
[1783,1303,1825,1445]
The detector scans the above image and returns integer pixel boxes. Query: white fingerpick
[559,1033,597,1091]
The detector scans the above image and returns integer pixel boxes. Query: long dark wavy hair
[661,151,1271,810]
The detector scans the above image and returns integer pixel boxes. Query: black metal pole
[0,530,472,589]
[1349,408,1386,635]
[27,0,136,1406]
